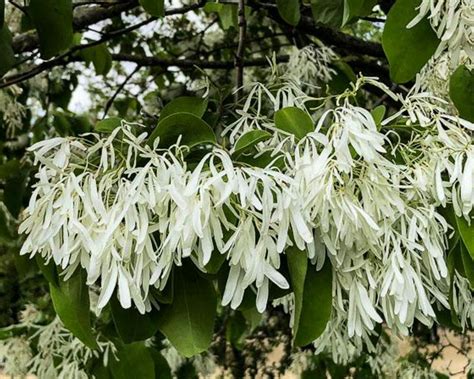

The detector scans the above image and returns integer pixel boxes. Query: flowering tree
[0,0,473,377]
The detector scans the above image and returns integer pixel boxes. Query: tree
[0,0,473,377]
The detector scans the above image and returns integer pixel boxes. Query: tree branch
[11,0,206,55]
[247,0,385,59]
[103,64,141,118]
[234,0,247,101]
[0,52,289,89]
[111,53,288,69]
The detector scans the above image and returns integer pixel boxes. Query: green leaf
[204,3,237,30]
[277,0,300,26]
[449,65,474,122]
[0,159,19,179]
[4,168,28,217]
[49,270,97,349]
[150,349,172,379]
[80,44,112,76]
[274,107,314,140]
[286,246,308,342]
[36,255,59,286]
[148,112,216,149]
[233,130,272,158]
[111,297,161,344]
[455,215,474,260]
[53,112,72,136]
[236,150,285,169]
[382,0,439,83]
[290,253,332,347]
[95,117,122,133]
[160,96,208,120]
[460,244,474,289]
[241,306,262,332]
[29,0,73,59]
[0,25,15,77]
[139,0,165,17]
[91,361,112,379]
[343,0,377,25]
[205,251,227,275]
[226,311,248,348]
[157,263,217,357]
[311,0,344,28]
[327,60,356,94]
[371,105,386,126]
[110,343,155,379]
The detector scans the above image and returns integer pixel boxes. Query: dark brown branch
[103,64,141,117]
[111,53,288,69]
[11,0,206,55]
[0,52,289,89]
[234,0,247,101]
[247,0,385,59]
[12,0,138,54]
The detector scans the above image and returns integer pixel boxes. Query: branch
[103,64,141,117]
[248,0,385,59]
[11,0,206,55]
[234,0,247,101]
[111,53,288,69]
[0,52,288,89]
[12,0,138,54]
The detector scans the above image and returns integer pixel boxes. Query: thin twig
[234,0,247,102]
[103,64,141,118]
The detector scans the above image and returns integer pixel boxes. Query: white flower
[408,0,474,65]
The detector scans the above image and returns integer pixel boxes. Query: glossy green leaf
[274,107,314,140]
[236,150,285,169]
[148,112,216,148]
[50,270,97,348]
[327,60,356,94]
[294,256,332,346]
[157,263,217,357]
[343,0,378,25]
[0,25,14,77]
[160,96,208,120]
[449,65,474,122]
[277,0,300,26]
[311,0,344,28]
[460,244,474,289]
[29,0,73,59]
[95,117,122,133]
[110,343,155,379]
[382,0,439,83]
[36,255,59,286]
[286,246,308,342]
[139,0,165,17]
[371,105,386,126]
[455,215,474,260]
[111,297,161,344]
[80,44,112,76]
[233,130,272,157]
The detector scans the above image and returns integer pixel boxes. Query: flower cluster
[0,306,114,379]
[408,0,474,65]
[19,47,474,361]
